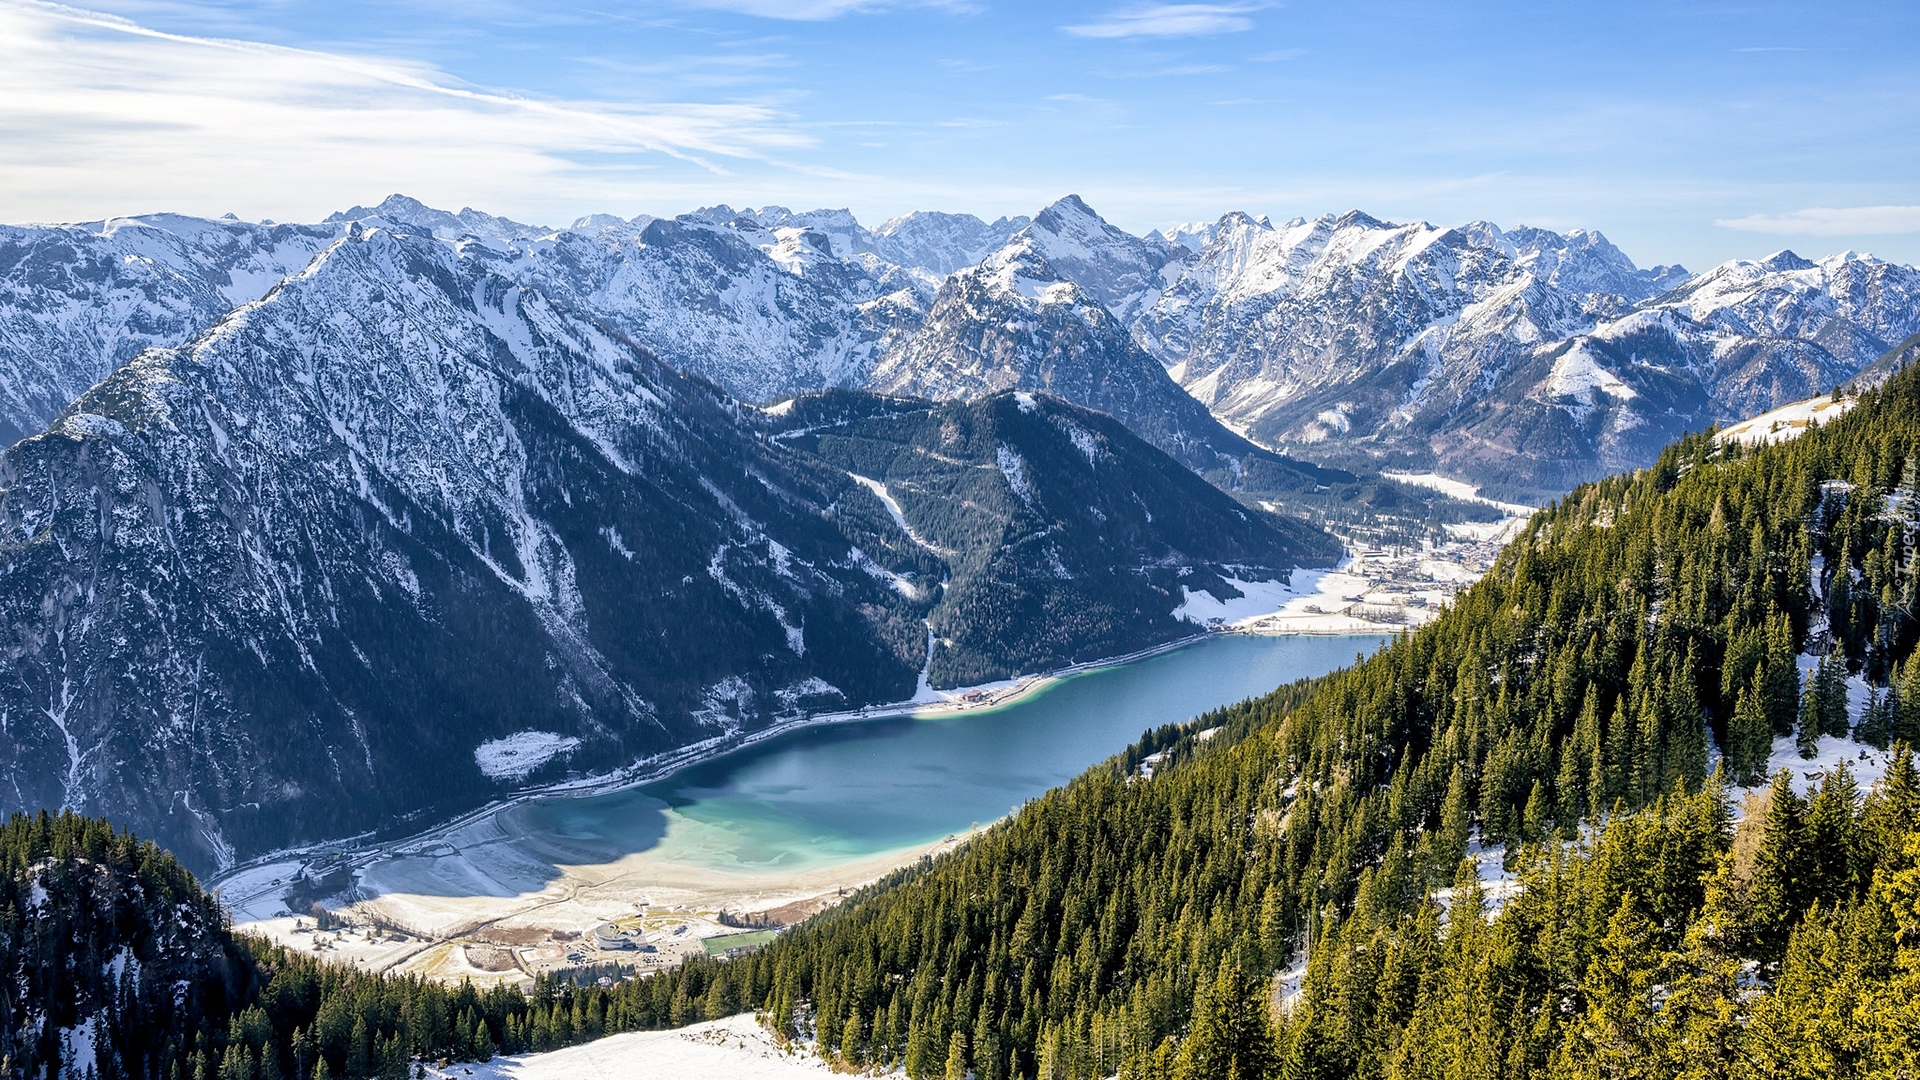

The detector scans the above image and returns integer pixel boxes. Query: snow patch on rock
[996,445,1033,506]
[474,732,582,781]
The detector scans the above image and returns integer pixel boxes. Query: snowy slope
[0,214,341,444]
[864,213,1302,483]
[450,1015,834,1080]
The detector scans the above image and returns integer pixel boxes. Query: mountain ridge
[5,194,1911,507]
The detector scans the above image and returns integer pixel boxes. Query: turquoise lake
[499,633,1388,877]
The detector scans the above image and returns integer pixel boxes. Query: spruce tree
[1748,772,1810,959]
[944,1031,968,1080]
[1857,687,1894,749]
[1728,684,1772,786]
[1175,965,1278,1080]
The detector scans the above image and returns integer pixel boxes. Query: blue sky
[2,0,1916,269]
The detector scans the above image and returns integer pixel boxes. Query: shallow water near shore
[503,632,1389,878]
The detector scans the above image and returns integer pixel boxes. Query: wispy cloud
[675,0,976,19]
[1717,206,1920,236]
[0,0,809,223]
[1062,3,1266,39]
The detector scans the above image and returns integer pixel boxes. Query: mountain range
[0,224,1325,871]
[7,195,1915,504]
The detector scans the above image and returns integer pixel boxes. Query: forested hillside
[681,366,1920,1077]
[768,389,1338,684]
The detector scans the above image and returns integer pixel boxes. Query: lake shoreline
[211,560,1384,903]
[216,627,1388,985]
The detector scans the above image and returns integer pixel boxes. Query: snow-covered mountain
[0,215,340,445]
[1132,210,1919,495]
[866,220,1233,472]
[873,210,1032,277]
[0,224,927,869]
[0,223,1329,871]
[4,194,1917,505]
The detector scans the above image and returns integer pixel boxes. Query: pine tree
[1857,687,1894,749]
[1728,684,1773,786]
[1763,616,1803,735]
[1748,772,1810,959]
[944,1030,968,1080]
[1438,762,1471,872]
[1821,647,1852,737]
[217,1045,253,1080]
[1174,965,1278,1080]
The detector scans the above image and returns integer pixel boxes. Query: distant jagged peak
[872,210,1031,277]
[1761,249,1819,272]
[568,212,630,232]
[1001,194,1172,321]
[1030,193,1112,230]
[879,206,1029,236]
[325,193,548,243]
[674,204,878,260]
[1330,207,1393,231]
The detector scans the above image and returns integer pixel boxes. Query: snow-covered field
[1715,394,1855,446]
[475,733,583,782]
[436,1015,840,1080]
[1382,470,1537,518]
[1173,574,1306,626]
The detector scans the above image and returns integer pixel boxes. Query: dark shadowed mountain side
[0,225,1342,874]
[1854,331,1920,388]
[766,389,1340,685]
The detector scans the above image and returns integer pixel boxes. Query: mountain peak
[1761,249,1818,272]
[1333,209,1389,230]
[1039,194,1098,220]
